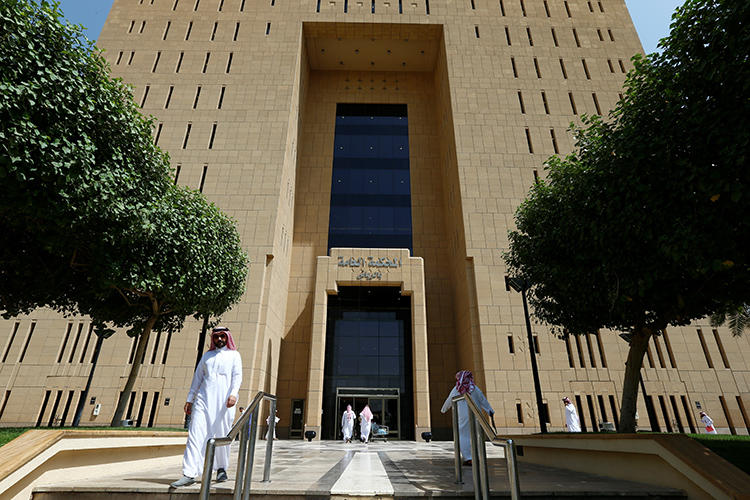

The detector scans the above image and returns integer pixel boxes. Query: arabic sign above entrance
[337,256,403,280]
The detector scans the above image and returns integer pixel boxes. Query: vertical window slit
[425,0,429,14]
[592,92,601,114]
[505,27,511,45]
[595,330,607,367]
[165,86,174,109]
[2,322,20,363]
[736,396,750,434]
[670,396,684,432]
[681,396,697,433]
[79,324,93,363]
[173,0,179,10]
[568,92,577,114]
[185,21,193,40]
[597,28,603,41]
[139,20,146,34]
[182,123,192,149]
[524,128,533,153]
[18,321,36,363]
[508,335,515,354]
[510,57,518,77]
[586,395,598,432]
[266,22,271,35]
[516,403,523,423]
[475,26,480,38]
[240,0,246,11]
[57,323,73,363]
[587,1,593,12]
[126,391,137,419]
[371,0,375,13]
[116,51,123,65]
[0,390,11,422]
[499,0,505,16]
[719,395,736,435]
[128,336,138,364]
[163,21,171,40]
[599,1,604,12]
[148,392,160,427]
[533,335,540,354]
[608,28,614,41]
[193,86,202,108]
[712,329,730,368]
[550,129,559,154]
[150,331,161,364]
[551,27,558,47]
[608,395,620,430]
[541,91,549,114]
[559,58,568,79]
[152,52,161,72]
[574,334,586,367]
[128,20,135,34]
[662,329,676,368]
[68,323,83,363]
[208,123,217,149]
[59,390,75,426]
[202,52,211,73]
[218,86,226,109]
[127,51,135,65]
[543,0,549,17]
[597,395,608,424]
[607,59,614,73]
[533,170,539,182]
[154,123,163,145]
[526,27,533,46]
[211,22,218,41]
[645,344,654,368]
[174,165,182,184]
[582,58,591,79]
[36,391,51,427]
[618,59,626,73]
[575,395,587,431]
[47,390,63,427]
[176,52,184,72]
[564,336,574,367]
[161,332,173,364]
[653,336,666,368]
[140,85,150,107]
[533,57,541,78]
[234,22,240,41]
[519,0,525,16]
[194,0,200,11]
[226,52,233,73]
[135,392,149,427]
[316,0,320,12]
[199,165,209,191]
[573,28,580,47]
[697,329,713,368]
[470,0,475,9]
[564,0,571,17]
[584,333,597,367]
[517,91,525,114]
[219,0,225,10]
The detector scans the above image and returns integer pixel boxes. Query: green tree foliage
[505,0,749,433]
[710,304,750,338]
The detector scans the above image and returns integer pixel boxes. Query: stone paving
[33,440,686,498]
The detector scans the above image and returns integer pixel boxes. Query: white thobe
[265,415,280,439]
[341,411,355,441]
[182,347,242,478]
[564,403,581,432]
[441,387,494,461]
[701,415,717,434]
[359,412,372,442]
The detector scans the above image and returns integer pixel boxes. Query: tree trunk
[72,334,104,427]
[110,315,157,426]
[618,326,652,433]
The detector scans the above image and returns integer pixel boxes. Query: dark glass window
[328,103,412,251]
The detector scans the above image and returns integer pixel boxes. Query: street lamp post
[506,277,547,434]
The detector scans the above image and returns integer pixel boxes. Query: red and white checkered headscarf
[209,326,237,350]
[455,370,475,395]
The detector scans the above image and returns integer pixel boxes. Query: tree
[0,0,173,317]
[505,0,749,433]
[710,304,750,338]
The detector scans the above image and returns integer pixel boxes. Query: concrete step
[30,441,685,500]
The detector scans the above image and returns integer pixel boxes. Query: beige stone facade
[1,0,749,438]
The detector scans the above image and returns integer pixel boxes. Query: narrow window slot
[543,0,549,17]
[36,391,51,427]
[508,335,515,354]
[568,92,577,114]
[574,334,586,367]
[510,57,518,77]
[219,0,225,10]
[79,324,93,363]
[199,165,209,191]
[127,51,135,65]
[608,395,620,430]
[425,0,430,14]
[154,123,163,145]
[208,123,217,149]
[573,28,580,47]
[140,85,150,108]
[599,1,604,12]
[499,0,505,15]
[597,395,608,424]
[669,396,684,432]
[551,27,558,47]
[193,86,202,109]
[0,390,11,422]
[517,91,526,114]
[182,123,192,149]
[135,392,149,427]
[681,396,697,433]
[516,403,524,423]
[533,57,541,78]
[582,58,591,79]
[470,0,475,9]
[505,27,511,45]
[225,52,233,73]
[152,52,161,72]
[148,392,160,427]
[575,395,587,431]
[712,329,730,368]
[161,332,172,364]
[116,51,123,65]
[185,21,193,40]
[736,396,750,434]
[653,336,666,368]
[586,395,598,432]
[202,52,210,73]
[541,91,549,114]
[559,58,568,79]
[607,59,614,73]
[584,333,597,367]
[662,329,676,368]
[526,27,533,46]
[194,0,200,11]
[233,22,240,41]
[210,22,218,41]
[175,52,184,72]
[126,391,137,419]
[519,0,525,16]
[592,92,601,114]
[475,26,480,39]
[697,329,713,368]
[543,403,550,424]
[266,22,271,35]
[18,321,36,363]
[645,344,654,368]
[524,128,534,153]
[608,28,614,41]
[67,323,83,363]
[165,86,174,108]
[59,390,75,426]
[719,395,736,435]
[564,336,574,367]
[316,0,321,12]
[163,21,171,40]
[595,331,607,367]
[57,323,73,363]
[618,59,626,73]
[47,390,63,427]
[174,165,182,184]
[218,86,226,109]
[3,322,20,363]
[371,0,375,13]
[173,0,179,10]
[139,20,146,34]
[533,335,540,354]
[128,20,135,34]
[597,28,603,41]
[150,331,161,364]
[127,337,138,364]
[587,1,593,12]
[240,0,246,11]
[550,129,559,154]
[564,0,571,17]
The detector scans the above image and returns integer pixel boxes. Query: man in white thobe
[171,326,242,488]
[341,404,355,443]
[265,410,280,440]
[563,397,581,432]
[700,411,718,434]
[359,404,373,443]
[441,370,494,465]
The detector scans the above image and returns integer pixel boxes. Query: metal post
[234,418,249,500]
[475,418,490,500]
[200,438,217,500]
[262,398,276,482]
[242,410,259,500]
[506,439,521,500]
[521,287,547,433]
[451,400,463,484]
[468,411,481,500]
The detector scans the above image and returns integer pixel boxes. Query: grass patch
[689,434,750,475]
[0,426,186,449]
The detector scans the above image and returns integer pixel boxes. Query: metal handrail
[451,393,521,500]
[199,391,277,500]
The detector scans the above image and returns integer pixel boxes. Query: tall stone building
[1,0,749,438]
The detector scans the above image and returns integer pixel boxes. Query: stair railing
[199,391,277,500]
[451,392,521,500]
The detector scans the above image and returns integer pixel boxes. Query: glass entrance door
[335,388,400,440]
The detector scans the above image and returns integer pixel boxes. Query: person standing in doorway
[360,404,373,443]
[171,327,242,488]
[441,370,494,466]
[562,397,581,432]
[700,411,718,434]
[341,404,355,443]
[265,409,280,440]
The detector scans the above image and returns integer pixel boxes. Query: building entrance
[322,286,413,440]
[335,387,400,440]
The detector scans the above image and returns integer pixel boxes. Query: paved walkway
[33,440,685,498]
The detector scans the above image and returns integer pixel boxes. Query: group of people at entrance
[341,404,374,443]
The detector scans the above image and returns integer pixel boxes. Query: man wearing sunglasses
[171,326,242,488]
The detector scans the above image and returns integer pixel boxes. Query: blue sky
[59,0,684,54]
